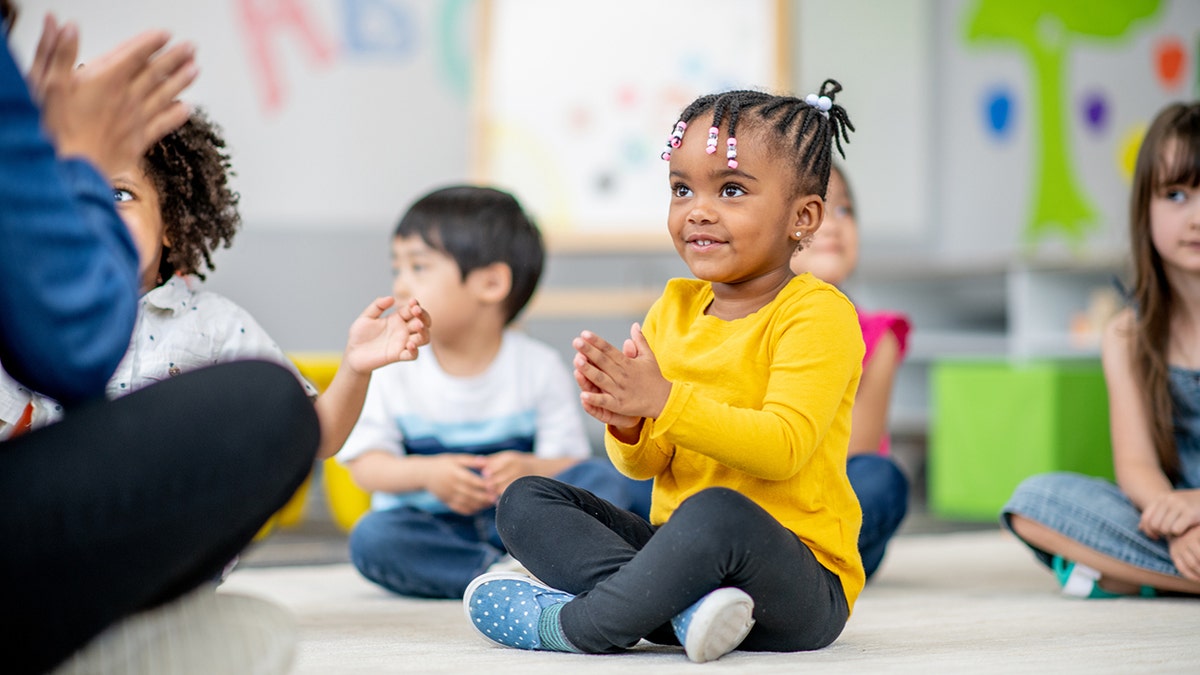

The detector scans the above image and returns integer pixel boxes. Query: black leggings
[497,477,848,654]
[0,361,319,674]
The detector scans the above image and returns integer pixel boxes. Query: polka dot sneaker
[670,587,755,663]
[463,571,577,652]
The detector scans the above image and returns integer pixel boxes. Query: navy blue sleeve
[0,41,139,405]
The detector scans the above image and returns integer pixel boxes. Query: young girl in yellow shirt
[464,82,864,663]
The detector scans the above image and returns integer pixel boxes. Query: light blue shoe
[670,587,755,663]
[463,572,577,652]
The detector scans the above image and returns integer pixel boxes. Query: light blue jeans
[1002,367,1200,578]
[1002,472,1179,576]
[348,457,650,598]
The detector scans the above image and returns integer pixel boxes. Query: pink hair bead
[669,120,687,148]
[706,126,719,154]
[726,137,738,168]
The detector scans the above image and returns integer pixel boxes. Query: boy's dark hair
[394,185,544,325]
[670,79,854,200]
[143,108,240,282]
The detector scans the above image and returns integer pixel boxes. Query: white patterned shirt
[0,275,315,440]
[106,275,316,399]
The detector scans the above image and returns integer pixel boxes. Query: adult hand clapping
[26,13,198,177]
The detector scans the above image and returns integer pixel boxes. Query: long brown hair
[1128,101,1200,482]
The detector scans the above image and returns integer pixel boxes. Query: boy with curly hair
[1,109,429,462]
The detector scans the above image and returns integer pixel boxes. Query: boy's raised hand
[344,297,430,374]
[572,324,671,432]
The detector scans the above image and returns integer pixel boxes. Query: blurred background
[9,0,1200,547]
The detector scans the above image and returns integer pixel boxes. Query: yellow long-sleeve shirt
[605,274,866,610]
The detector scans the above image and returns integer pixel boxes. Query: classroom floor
[227,449,1197,674]
[228,526,1198,674]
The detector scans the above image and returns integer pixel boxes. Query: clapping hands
[572,323,671,442]
[28,14,198,177]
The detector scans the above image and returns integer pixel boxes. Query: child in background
[338,185,634,600]
[464,82,864,663]
[1002,101,1200,598]
[1,109,430,461]
[790,164,911,580]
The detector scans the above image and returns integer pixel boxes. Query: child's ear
[793,194,824,240]
[469,262,513,305]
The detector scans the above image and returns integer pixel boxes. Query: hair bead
[669,120,687,148]
[661,120,689,161]
[661,82,853,187]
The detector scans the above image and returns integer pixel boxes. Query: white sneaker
[670,587,755,663]
[51,586,297,675]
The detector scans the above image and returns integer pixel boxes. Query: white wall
[10,1,1198,353]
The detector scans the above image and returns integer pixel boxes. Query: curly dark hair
[142,108,240,282]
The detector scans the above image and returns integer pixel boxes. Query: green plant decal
[965,0,1161,244]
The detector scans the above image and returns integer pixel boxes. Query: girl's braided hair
[667,79,854,199]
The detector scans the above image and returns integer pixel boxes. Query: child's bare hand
[395,298,431,352]
[1139,488,1200,539]
[344,297,430,374]
[480,450,535,498]
[573,360,641,430]
[1168,526,1200,581]
[572,324,671,421]
[426,454,493,515]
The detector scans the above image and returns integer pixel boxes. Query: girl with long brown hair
[1003,101,1200,598]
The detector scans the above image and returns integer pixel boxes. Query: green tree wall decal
[965,0,1161,244]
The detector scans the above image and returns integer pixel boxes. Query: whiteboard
[476,0,787,236]
[8,0,477,231]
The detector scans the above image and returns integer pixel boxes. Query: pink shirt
[857,310,911,455]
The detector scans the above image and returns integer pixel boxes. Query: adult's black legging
[497,476,849,654]
[0,360,319,674]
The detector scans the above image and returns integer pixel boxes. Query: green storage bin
[929,359,1115,521]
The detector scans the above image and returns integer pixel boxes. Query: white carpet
[221,530,1199,673]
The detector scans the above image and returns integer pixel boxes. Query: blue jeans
[1002,472,1180,576]
[847,454,909,580]
[349,457,650,599]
